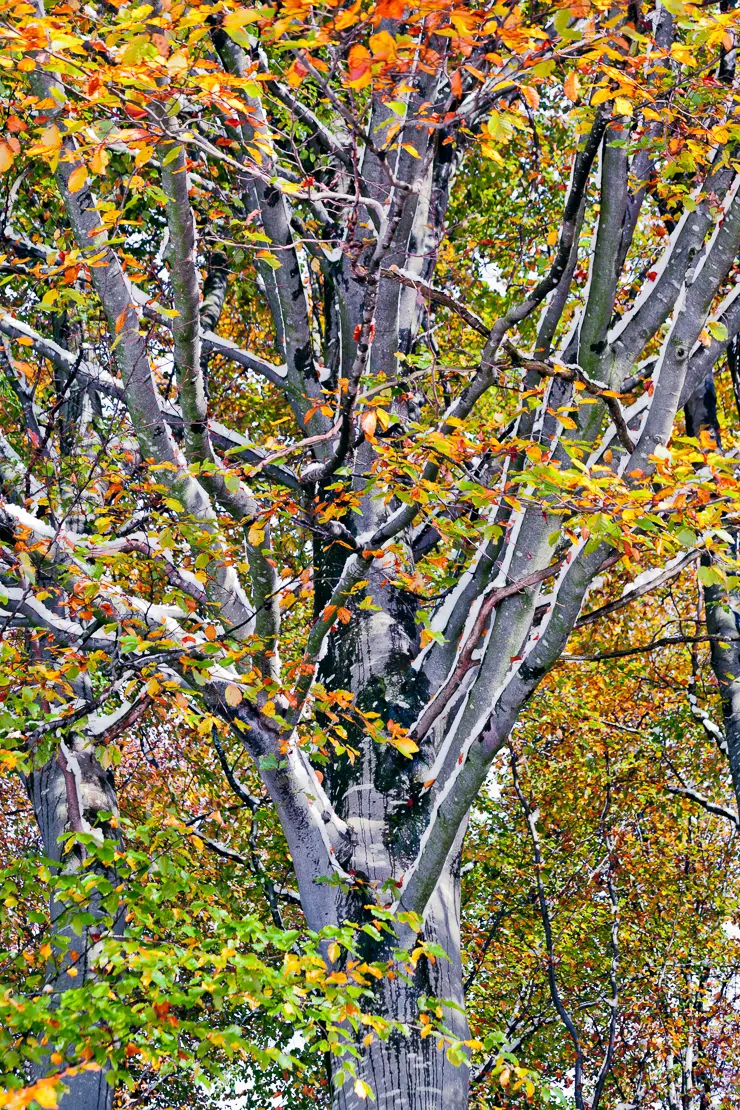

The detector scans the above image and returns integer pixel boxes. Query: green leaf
[161,144,183,166]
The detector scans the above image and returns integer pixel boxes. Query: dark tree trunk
[321,559,471,1108]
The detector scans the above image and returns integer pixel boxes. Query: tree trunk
[322,567,471,1109]
[683,372,740,814]
[27,737,122,1110]
[333,865,470,1110]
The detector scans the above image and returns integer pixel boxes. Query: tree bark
[27,738,122,1110]
[333,863,469,1110]
[321,564,471,1108]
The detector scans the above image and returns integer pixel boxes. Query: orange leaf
[286,58,309,88]
[0,142,14,173]
[376,0,405,15]
[67,164,87,193]
[361,410,377,437]
[335,0,361,30]
[521,85,540,109]
[563,71,581,102]
[346,44,372,90]
[90,147,109,176]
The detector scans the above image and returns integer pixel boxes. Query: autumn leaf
[563,71,581,101]
[361,410,377,437]
[67,164,87,192]
[520,85,540,109]
[335,0,360,30]
[0,142,14,173]
[31,1083,58,1110]
[222,7,263,47]
[90,147,109,176]
[224,683,243,707]
[346,44,372,89]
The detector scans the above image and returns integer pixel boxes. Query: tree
[3,0,740,1106]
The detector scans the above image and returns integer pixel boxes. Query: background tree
[4,0,740,1107]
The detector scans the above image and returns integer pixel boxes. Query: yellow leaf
[388,734,419,759]
[327,940,340,963]
[134,145,154,169]
[480,143,504,165]
[146,678,161,696]
[613,96,633,117]
[223,7,262,45]
[591,85,616,106]
[33,1082,59,1109]
[40,124,62,152]
[354,1079,373,1100]
[223,7,263,30]
[224,683,242,707]
[67,164,87,193]
[671,43,696,66]
[0,141,15,173]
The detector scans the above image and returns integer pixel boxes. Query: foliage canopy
[3,0,740,1106]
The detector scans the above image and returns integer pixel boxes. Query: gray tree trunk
[333,867,469,1110]
[323,565,470,1108]
[27,738,122,1110]
[683,372,740,815]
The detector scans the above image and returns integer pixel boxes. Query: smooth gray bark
[27,740,121,1110]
